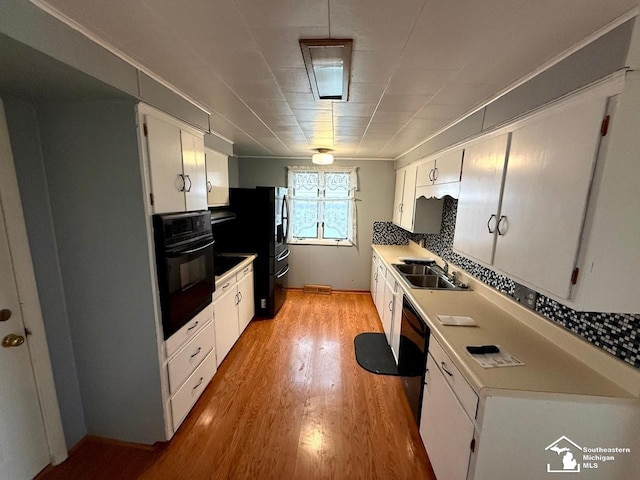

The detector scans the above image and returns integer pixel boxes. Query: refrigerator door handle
[276,249,290,262]
[282,194,290,240]
[275,264,290,279]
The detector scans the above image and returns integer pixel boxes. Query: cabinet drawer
[429,336,478,419]
[236,262,253,282]
[170,348,217,432]
[167,321,215,394]
[214,277,235,302]
[165,302,212,357]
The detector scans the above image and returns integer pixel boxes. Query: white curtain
[287,166,358,245]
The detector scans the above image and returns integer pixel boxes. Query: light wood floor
[40,291,436,479]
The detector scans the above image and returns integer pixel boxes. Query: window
[287,166,358,245]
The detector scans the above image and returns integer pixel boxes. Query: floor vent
[303,284,332,295]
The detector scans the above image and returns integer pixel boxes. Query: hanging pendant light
[312,148,334,165]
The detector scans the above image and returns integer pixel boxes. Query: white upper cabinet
[453,91,609,299]
[392,168,405,226]
[493,95,608,298]
[181,130,207,212]
[145,115,186,214]
[143,111,207,214]
[416,149,463,187]
[205,148,230,207]
[400,163,417,231]
[453,134,510,265]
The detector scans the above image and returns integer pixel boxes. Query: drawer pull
[243,267,250,274]
[222,282,230,291]
[441,361,454,377]
[190,347,202,359]
[192,377,203,390]
[187,321,199,332]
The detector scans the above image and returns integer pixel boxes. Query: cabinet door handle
[433,167,438,181]
[441,361,453,377]
[487,214,496,234]
[388,300,393,311]
[400,203,404,212]
[192,377,204,390]
[207,180,213,192]
[190,347,202,359]
[178,174,186,192]
[234,293,239,306]
[185,174,192,192]
[397,204,402,212]
[497,215,507,236]
[428,168,434,182]
[238,291,243,303]
[374,272,378,281]
[187,321,199,331]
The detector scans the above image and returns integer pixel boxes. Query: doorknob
[0,309,11,322]
[2,334,25,348]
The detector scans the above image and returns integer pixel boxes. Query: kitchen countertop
[373,243,638,400]
[214,254,257,287]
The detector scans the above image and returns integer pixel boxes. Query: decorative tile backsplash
[372,197,640,368]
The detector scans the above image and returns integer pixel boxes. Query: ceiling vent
[299,39,353,102]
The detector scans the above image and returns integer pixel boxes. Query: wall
[373,199,640,369]
[238,158,395,290]
[35,101,166,443]
[3,99,86,448]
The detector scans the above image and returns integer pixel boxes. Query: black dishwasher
[397,296,430,425]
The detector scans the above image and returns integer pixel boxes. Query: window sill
[288,238,353,247]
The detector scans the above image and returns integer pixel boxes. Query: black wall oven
[153,211,215,340]
[398,296,430,425]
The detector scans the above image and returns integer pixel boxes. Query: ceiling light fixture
[300,39,353,101]
[312,148,334,165]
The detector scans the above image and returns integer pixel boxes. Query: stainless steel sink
[392,263,471,291]
[394,264,437,275]
[404,274,456,289]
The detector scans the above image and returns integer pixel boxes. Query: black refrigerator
[216,187,290,318]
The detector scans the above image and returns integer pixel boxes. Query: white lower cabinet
[213,284,240,366]
[381,277,394,345]
[391,285,402,362]
[421,352,475,480]
[237,267,255,333]
[165,305,217,433]
[213,262,255,367]
[167,321,215,394]
[374,262,386,319]
[170,349,217,432]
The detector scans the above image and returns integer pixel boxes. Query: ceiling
[34,0,640,159]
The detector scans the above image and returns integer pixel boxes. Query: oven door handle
[275,264,290,279]
[276,249,290,262]
[167,240,215,257]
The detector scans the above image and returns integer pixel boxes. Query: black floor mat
[354,332,401,376]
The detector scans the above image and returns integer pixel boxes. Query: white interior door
[145,115,185,214]
[494,96,608,298]
[0,201,51,479]
[453,133,510,265]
